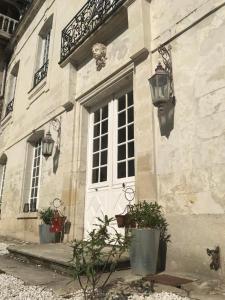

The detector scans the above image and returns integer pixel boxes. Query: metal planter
[39,224,55,244]
[130,228,160,275]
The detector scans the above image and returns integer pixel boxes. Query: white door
[84,90,135,236]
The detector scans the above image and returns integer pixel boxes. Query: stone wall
[0,0,224,279]
[151,0,225,278]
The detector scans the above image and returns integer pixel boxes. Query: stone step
[7,243,130,276]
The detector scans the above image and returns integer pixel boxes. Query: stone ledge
[17,212,39,219]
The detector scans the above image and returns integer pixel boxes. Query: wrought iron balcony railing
[33,60,49,88]
[0,14,18,37]
[60,0,126,62]
[5,98,14,117]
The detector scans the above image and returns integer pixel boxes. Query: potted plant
[39,207,55,244]
[115,214,127,228]
[128,201,170,275]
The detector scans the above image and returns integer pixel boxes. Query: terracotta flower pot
[115,214,126,228]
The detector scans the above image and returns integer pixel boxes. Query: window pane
[94,124,100,137]
[37,146,41,156]
[93,153,99,168]
[101,120,108,134]
[118,111,126,127]
[128,107,134,123]
[118,162,126,179]
[128,91,133,107]
[118,127,126,144]
[32,168,36,177]
[102,106,108,120]
[101,151,107,165]
[100,167,107,182]
[93,138,99,152]
[128,141,134,158]
[118,144,126,161]
[128,124,134,140]
[92,169,99,183]
[101,135,108,149]
[128,160,135,177]
[118,95,126,111]
[94,110,100,123]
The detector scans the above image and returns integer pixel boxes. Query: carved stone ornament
[92,43,107,71]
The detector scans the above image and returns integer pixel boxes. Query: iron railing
[60,0,126,62]
[33,60,49,87]
[0,13,18,37]
[5,98,14,117]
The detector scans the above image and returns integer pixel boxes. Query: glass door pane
[117,91,135,179]
[91,104,109,183]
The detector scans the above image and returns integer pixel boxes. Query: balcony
[60,0,127,66]
[5,98,14,117]
[33,60,49,88]
[0,13,18,40]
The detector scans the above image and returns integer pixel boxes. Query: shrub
[39,207,54,225]
[129,201,170,242]
[72,215,130,299]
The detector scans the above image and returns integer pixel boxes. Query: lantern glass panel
[156,73,170,100]
[149,72,170,106]
[42,141,47,155]
[47,142,54,155]
[42,134,55,157]
[149,75,157,101]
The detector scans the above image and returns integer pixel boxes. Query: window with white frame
[4,61,19,117]
[89,90,135,186]
[117,91,135,179]
[22,132,43,213]
[33,15,53,87]
[92,104,109,183]
[29,139,42,212]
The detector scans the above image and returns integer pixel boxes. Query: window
[4,61,19,117]
[89,90,135,186]
[22,131,43,213]
[92,105,109,183]
[0,154,7,216]
[33,15,53,87]
[29,139,42,212]
[117,91,135,178]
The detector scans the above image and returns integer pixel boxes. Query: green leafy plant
[72,215,130,299]
[39,207,54,225]
[129,201,170,242]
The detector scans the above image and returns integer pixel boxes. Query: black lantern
[42,131,55,158]
[148,62,170,110]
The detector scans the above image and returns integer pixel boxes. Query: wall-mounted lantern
[42,117,61,158]
[148,45,175,112]
[42,131,55,158]
[148,62,170,109]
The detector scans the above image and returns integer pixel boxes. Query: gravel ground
[0,243,190,299]
[0,273,190,300]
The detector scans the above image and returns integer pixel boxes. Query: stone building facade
[0,0,225,279]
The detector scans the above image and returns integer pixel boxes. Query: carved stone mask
[92,43,107,71]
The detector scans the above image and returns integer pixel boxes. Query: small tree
[72,215,130,299]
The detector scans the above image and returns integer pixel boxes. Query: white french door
[84,90,135,235]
